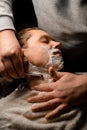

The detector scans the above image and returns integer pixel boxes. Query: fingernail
[27,98,33,103]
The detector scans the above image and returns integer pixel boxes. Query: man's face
[23,29,63,69]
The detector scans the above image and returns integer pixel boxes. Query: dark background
[12,0,37,32]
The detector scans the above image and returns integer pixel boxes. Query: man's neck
[26,63,51,89]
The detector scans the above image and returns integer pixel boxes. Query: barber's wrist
[0,29,18,43]
[0,29,15,35]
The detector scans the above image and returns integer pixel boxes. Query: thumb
[48,67,65,80]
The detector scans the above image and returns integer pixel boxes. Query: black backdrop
[12,0,37,32]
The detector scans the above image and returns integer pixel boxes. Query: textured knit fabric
[0,87,87,130]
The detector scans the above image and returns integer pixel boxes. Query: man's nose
[52,41,61,49]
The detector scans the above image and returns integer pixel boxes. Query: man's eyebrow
[39,35,55,41]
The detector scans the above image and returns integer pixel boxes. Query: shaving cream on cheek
[26,45,64,81]
[41,45,64,71]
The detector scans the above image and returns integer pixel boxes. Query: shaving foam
[26,46,64,81]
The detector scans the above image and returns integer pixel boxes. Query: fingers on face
[0,50,25,80]
[49,66,66,80]
[0,62,13,82]
[49,66,59,80]
[2,57,20,78]
[10,49,25,78]
[11,51,25,78]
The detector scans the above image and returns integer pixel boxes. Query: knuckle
[10,49,17,56]
[0,65,4,74]
[9,47,20,57]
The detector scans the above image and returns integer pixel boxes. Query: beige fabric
[0,0,15,31]
[0,87,87,130]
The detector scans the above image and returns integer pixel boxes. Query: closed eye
[40,36,52,44]
[42,38,49,43]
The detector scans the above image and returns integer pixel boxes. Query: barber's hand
[0,30,25,81]
[28,67,87,119]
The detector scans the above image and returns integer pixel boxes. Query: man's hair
[17,27,41,47]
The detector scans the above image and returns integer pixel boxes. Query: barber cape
[0,86,87,130]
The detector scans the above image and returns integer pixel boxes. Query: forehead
[29,29,50,39]
[26,29,54,45]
